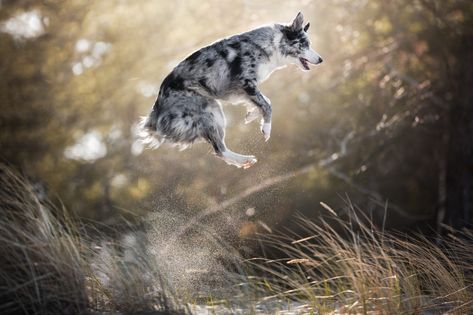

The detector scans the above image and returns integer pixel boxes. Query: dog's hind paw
[242,156,258,169]
[221,151,257,169]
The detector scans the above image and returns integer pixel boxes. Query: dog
[139,12,322,168]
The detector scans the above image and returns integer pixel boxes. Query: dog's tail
[137,114,165,149]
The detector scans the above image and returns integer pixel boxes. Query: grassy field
[1,164,472,314]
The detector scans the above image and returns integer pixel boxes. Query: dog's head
[279,12,323,71]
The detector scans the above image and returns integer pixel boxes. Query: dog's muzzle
[301,49,323,70]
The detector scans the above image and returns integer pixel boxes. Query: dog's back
[141,26,276,141]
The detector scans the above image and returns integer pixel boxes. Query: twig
[163,127,430,252]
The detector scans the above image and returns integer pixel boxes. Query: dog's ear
[304,22,310,32]
[291,12,304,31]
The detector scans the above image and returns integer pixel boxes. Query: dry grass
[0,164,185,315]
[1,162,472,314]
[244,205,473,314]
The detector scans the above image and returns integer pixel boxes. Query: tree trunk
[444,35,473,228]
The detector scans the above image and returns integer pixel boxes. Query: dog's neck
[256,30,288,83]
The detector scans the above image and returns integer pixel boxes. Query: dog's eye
[300,39,309,49]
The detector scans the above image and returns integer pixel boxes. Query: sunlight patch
[75,39,91,53]
[64,130,107,162]
[245,207,255,216]
[72,62,84,76]
[111,174,128,188]
[1,10,45,40]
[108,125,122,142]
[131,140,144,156]
[137,81,159,98]
[92,41,112,59]
[71,40,112,75]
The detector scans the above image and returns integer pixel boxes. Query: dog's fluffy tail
[137,115,164,149]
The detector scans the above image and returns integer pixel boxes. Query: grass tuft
[0,164,185,315]
[245,205,473,314]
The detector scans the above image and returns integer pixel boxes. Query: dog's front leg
[251,92,272,142]
[244,83,272,141]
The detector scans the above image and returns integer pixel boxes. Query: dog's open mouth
[299,57,310,70]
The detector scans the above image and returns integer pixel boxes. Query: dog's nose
[318,57,323,64]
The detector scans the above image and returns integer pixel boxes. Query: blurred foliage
[1,0,472,234]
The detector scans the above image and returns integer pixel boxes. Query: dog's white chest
[256,56,286,83]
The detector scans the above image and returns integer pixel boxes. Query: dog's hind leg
[203,105,257,169]
[205,128,257,169]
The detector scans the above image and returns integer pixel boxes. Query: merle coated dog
[140,12,322,168]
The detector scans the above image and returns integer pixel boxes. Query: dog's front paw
[261,122,271,142]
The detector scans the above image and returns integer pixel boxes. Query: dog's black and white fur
[140,12,322,168]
